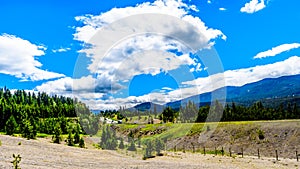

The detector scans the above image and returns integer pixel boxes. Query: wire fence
[164,143,300,162]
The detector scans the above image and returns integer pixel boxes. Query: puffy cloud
[52,47,71,53]
[36,56,300,110]
[35,75,122,96]
[253,43,300,59]
[74,0,206,42]
[113,51,193,81]
[240,0,266,14]
[0,34,65,81]
[35,77,73,94]
[73,0,225,100]
[219,8,227,11]
[183,56,300,91]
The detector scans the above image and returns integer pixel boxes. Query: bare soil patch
[1,134,299,169]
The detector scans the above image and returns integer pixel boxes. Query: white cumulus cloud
[183,56,300,91]
[253,43,300,59]
[73,0,225,99]
[0,34,65,81]
[35,56,300,110]
[240,0,266,14]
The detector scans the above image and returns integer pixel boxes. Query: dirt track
[0,135,299,169]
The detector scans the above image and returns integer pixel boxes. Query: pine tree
[29,116,38,139]
[67,129,74,146]
[100,125,118,150]
[100,126,107,149]
[74,123,81,144]
[109,128,118,150]
[155,138,164,155]
[5,115,18,135]
[127,138,136,151]
[119,137,125,149]
[52,122,62,144]
[138,136,141,148]
[144,140,154,158]
[160,107,178,123]
[22,119,35,139]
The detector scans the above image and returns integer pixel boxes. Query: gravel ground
[0,135,299,169]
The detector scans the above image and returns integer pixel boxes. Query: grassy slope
[116,120,300,159]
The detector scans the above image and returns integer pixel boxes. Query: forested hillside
[0,87,98,139]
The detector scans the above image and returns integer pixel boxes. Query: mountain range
[131,74,300,112]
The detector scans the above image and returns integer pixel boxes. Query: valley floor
[0,134,299,169]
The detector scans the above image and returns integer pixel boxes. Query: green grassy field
[116,119,300,144]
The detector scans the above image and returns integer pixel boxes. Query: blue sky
[0,0,300,110]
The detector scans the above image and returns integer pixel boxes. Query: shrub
[155,138,164,155]
[257,129,265,140]
[67,130,74,146]
[143,140,154,159]
[79,137,85,148]
[119,138,125,149]
[100,125,118,150]
[5,115,18,135]
[11,154,21,169]
[127,139,136,151]
[206,125,211,131]
[74,124,81,144]
[22,119,37,140]
[52,122,62,144]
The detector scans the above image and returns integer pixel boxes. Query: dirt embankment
[115,120,300,159]
[166,121,300,159]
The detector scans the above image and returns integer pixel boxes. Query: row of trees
[99,124,165,158]
[99,125,139,151]
[157,100,300,123]
[143,138,165,159]
[196,101,300,122]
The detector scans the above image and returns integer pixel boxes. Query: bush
[143,140,154,159]
[257,129,265,140]
[119,138,125,149]
[79,137,85,148]
[206,125,211,131]
[74,124,81,144]
[155,138,164,155]
[127,139,136,151]
[0,140,2,146]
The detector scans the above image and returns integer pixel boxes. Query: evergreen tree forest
[0,87,99,139]
[196,101,300,122]
[160,100,300,123]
